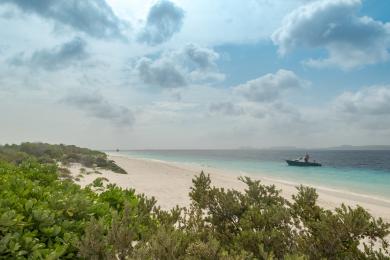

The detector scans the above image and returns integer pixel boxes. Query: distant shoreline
[103,146,390,152]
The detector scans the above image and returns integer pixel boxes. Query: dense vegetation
[0,144,389,259]
[0,160,154,259]
[0,143,126,174]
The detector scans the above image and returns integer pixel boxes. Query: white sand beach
[70,154,390,222]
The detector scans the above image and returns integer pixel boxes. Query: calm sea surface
[115,150,390,199]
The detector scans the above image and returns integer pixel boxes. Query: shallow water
[114,150,390,199]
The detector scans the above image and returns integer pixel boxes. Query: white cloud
[2,0,390,149]
[272,0,390,69]
[334,86,390,116]
[234,69,309,102]
[108,0,304,46]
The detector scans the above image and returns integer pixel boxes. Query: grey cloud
[207,100,312,136]
[183,44,225,82]
[209,102,244,116]
[234,69,308,102]
[0,44,9,55]
[0,9,16,19]
[334,86,390,115]
[138,1,184,45]
[64,92,135,127]
[136,57,187,88]
[248,102,302,120]
[182,44,219,70]
[134,44,224,89]
[1,0,125,39]
[170,89,182,101]
[272,0,390,69]
[10,37,89,71]
[208,101,299,122]
[330,86,390,130]
[247,105,267,119]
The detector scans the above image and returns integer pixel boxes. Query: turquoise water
[115,150,390,200]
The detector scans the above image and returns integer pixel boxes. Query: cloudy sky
[1,0,390,149]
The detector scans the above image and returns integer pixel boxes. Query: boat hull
[286,160,321,167]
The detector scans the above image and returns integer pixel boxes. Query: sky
[0,0,390,149]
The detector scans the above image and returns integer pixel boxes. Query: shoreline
[98,154,390,222]
[109,153,390,206]
[107,152,390,201]
[68,153,390,222]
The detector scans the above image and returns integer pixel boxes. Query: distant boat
[286,160,322,167]
[116,149,120,152]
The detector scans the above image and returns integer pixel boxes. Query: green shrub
[0,161,138,259]
[0,152,389,259]
[0,143,126,174]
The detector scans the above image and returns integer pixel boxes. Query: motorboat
[286,159,321,167]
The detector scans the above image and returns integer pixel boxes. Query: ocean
[115,149,390,200]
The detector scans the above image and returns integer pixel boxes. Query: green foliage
[0,150,389,259]
[0,161,155,259]
[181,173,390,259]
[79,198,159,259]
[58,167,73,180]
[0,161,95,258]
[0,142,126,174]
[92,177,109,188]
[98,184,137,211]
[189,170,211,209]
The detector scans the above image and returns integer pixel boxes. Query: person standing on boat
[304,153,310,162]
